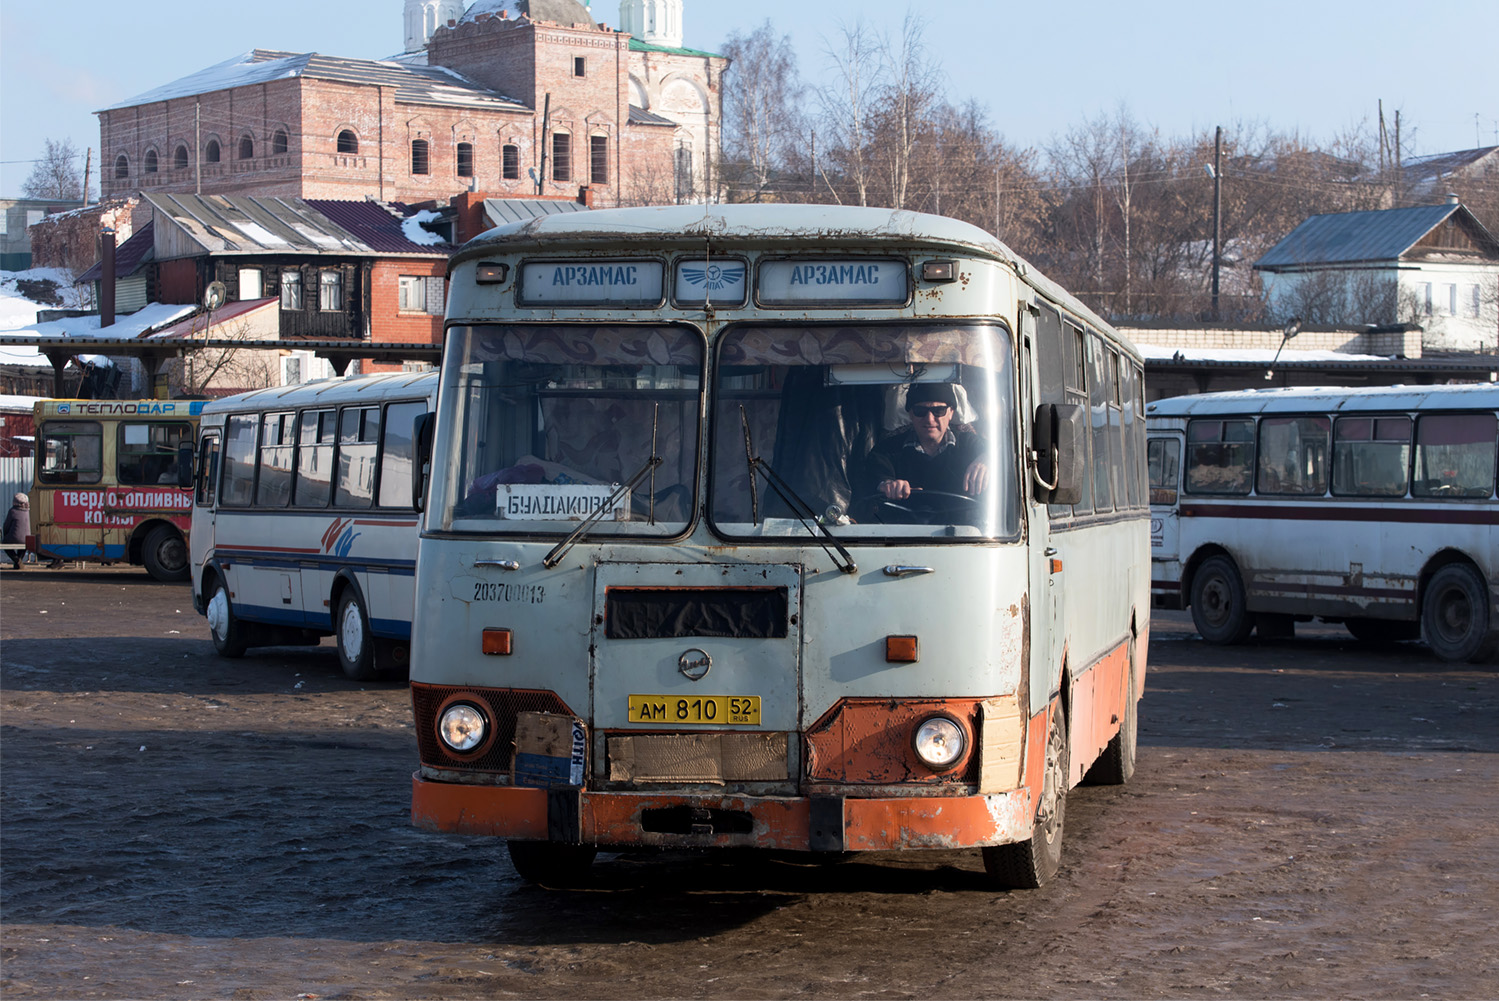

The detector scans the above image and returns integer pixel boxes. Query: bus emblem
[678,648,712,682]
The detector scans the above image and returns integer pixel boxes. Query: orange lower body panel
[411,774,1038,851]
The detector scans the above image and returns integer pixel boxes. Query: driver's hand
[880,478,912,500]
[964,460,989,495]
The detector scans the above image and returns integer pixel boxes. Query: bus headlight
[438,703,488,754]
[913,715,966,770]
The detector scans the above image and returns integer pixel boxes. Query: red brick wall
[370,259,447,347]
[27,198,142,273]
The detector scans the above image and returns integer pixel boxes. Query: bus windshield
[435,324,703,535]
[710,323,1017,539]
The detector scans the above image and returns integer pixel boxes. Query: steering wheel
[858,490,981,525]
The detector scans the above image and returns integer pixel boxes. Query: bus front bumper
[411,773,1038,852]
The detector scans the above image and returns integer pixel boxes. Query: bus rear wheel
[1422,563,1496,663]
[983,702,1067,889]
[335,590,378,681]
[1190,555,1254,644]
[507,841,597,887]
[142,525,189,582]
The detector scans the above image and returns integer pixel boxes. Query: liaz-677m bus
[30,398,202,581]
[1147,384,1498,662]
[189,372,437,679]
[407,205,1151,887]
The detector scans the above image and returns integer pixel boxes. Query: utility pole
[81,147,92,206]
[1211,125,1222,322]
[195,101,202,195]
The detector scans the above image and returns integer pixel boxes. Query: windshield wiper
[542,454,663,569]
[739,407,857,575]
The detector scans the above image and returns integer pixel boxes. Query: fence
[1,457,34,504]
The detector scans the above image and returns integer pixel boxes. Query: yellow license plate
[627,695,761,725]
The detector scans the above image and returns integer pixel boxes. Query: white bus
[190,372,437,679]
[408,205,1150,888]
[1147,384,1498,662]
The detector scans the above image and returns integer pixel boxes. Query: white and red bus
[30,398,201,581]
[405,205,1151,887]
[189,372,437,679]
[1147,384,1498,661]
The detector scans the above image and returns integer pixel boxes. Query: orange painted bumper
[411,773,1037,851]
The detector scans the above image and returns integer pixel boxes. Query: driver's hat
[905,382,958,411]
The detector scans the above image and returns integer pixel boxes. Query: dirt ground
[2,567,1496,1000]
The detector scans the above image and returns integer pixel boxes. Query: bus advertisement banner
[52,488,192,526]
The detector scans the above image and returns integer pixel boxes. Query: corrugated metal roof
[1403,146,1499,185]
[147,298,279,340]
[482,198,588,227]
[1254,203,1459,270]
[77,222,155,283]
[628,105,677,128]
[304,200,453,255]
[105,49,528,114]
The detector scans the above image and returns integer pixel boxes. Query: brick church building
[97,0,726,209]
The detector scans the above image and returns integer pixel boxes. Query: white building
[1255,198,1499,353]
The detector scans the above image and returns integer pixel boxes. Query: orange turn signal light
[1050,558,1064,574]
[482,628,513,656]
[886,635,919,663]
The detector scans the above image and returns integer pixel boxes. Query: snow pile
[1,268,90,331]
[0,272,196,366]
[401,210,447,246]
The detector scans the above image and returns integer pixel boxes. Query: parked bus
[189,372,437,679]
[406,205,1151,888]
[1147,384,1498,662]
[30,398,202,581]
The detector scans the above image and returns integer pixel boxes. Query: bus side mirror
[176,442,194,488]
[1032,403,1085,506]
[412,411,435,512]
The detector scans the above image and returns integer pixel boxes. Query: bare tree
[719,21,805,203]
[866,14,938,212]
[169,318,281,396]
[22,138,84,200]
[817,21,880,207]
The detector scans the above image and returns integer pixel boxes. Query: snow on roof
[0,302,198,366]
[104,50,307,110]
[1137,344,1391,364]
[0,394,47,411]
[1,268,91,332]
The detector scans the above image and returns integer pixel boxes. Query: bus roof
[200,371,438,414]
[1146,383,1499,418]
[452,204,1120,344]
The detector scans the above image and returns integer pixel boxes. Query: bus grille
[411,683,573,773]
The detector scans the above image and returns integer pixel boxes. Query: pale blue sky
[3,0,1496,196]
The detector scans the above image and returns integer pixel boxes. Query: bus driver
[867,383,989,502]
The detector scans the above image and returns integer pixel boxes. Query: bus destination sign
[517,260,665,307]
[758,259,908,305]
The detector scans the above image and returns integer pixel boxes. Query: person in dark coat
[3,492,30,569]
[866,383,989,501]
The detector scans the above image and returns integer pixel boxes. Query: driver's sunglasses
[911,404,951,418]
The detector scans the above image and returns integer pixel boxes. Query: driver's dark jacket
[865,425,984,496]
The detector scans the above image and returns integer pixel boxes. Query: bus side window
[1333,416,1411,497]
[1087,333,1114,512]
[378,400,428,509]
[1412,412,1498,498]
[1148,437,1179,506]
[220,415,258,508]
[38,421,103,485]
[1185,418,1253,494]
[1256,416,1330,496]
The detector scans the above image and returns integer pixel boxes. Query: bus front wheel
[507,841,597,888]
[983,702,1067,889]
[1422,563,1496,663]
[142,525,189,582]
[206,579,248,658]
[335,591,378,681]
[1190,555,1254,644]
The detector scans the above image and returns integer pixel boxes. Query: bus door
[1147,431,1184,566]
[1022,315,1064,717]
[194,430,222,573]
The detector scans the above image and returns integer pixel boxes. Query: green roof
[628,37,724,58]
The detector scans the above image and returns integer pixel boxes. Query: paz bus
[407,205,1150,887]
[1147,383,1499,662]
[30,398,202,581]
[188,372,437,679]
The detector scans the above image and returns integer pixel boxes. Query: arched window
[502,143,520,180]
[205,139,221,163]
[590,134,608,185]
[456,142,474,177]
[144,150,158,174]
[239,135,254,160]
[551,131,572,182]
[114,155,130,179]
[272,129,289,155]
[174,145,189,170]
[411,139,430,175]
[337,130,358,154]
